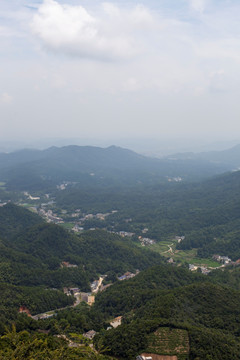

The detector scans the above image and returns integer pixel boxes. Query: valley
[1,144,240,359]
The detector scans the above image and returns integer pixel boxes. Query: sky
[1,0,240,144]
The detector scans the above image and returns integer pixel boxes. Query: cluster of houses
[72,224,84,232]
[79,210,118,222]
[116,231,135,237]
[24,190,120,231]
[63,287,95,306]
[57,182,72,190]
[83,315,123,341]
[118,271,139,281]
[138,236,156,246]
[167,176,183,182]
[38,207,63,224]
[189,264,211,275]
[212,254,232,264]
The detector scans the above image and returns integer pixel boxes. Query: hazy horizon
[0,136,240,157]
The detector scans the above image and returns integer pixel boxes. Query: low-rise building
[110,316,122,328]
[83,330,96,339]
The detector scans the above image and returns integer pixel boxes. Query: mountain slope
[0,145,231,191]
[168,143,240,169]
[0,204,163,288]
[0,203,43,240]
[94,280,240,359]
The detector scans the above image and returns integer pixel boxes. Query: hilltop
[0,145,232,191]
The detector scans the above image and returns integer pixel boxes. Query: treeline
[92,268,240,359]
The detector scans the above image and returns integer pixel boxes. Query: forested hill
[5,223,163,280]
[0,203,43,240]
[166,143,240,168]
[0,204,163,323]
[93,264,205,318]
[95,281,240,359]
[54,168,240,260]
[90,264,240,359]
[0,145,231,190]
[169,170,240,258]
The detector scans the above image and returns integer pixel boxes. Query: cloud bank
[1,0,240,140]
[0,93,13,105]
[189,0,206,13]
[31,0,154,60]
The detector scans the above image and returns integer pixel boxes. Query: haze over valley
[2,0,240,358]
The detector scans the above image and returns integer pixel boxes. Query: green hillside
[54,169,240,261]
[0,204,163,328]
[0,145,231,191]
[94,281,240,359]
[0,203,43,240]
[93,265,205,317]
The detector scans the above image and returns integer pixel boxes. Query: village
[18,269,139,347]
[17,191,240,288]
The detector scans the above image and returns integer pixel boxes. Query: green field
[149,239,219,268]
[0,182,6,189]
[20,203,34,208]
[60,222,75,230]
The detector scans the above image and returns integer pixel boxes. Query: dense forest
[92,267,240,359]
[1,145,240,358]
[0,203,163,329]
[53,169,240,261]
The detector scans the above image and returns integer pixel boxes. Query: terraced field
[146,327,189,360]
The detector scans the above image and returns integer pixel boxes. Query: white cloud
[31,0,154,60]
[0,93,13,104]
[123,77,140,92]
[188,0,206,13]
[209,70,227,92]
[2,0,240,140]
[0,26,17,37]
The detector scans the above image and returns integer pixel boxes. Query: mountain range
[0,144,237,191]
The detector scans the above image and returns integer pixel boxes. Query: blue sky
[1,0,240,142]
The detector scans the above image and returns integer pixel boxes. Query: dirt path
[162,243,174,255]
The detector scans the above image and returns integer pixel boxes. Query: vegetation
[94,282,240,359]
[146,327,189,359]
[0,325,112,360]
[0,145,230,193]
[0,203,163,333]
[1,145,240,358]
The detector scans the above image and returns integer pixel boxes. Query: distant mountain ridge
[167,143,240,168]
[0,144,233,190]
